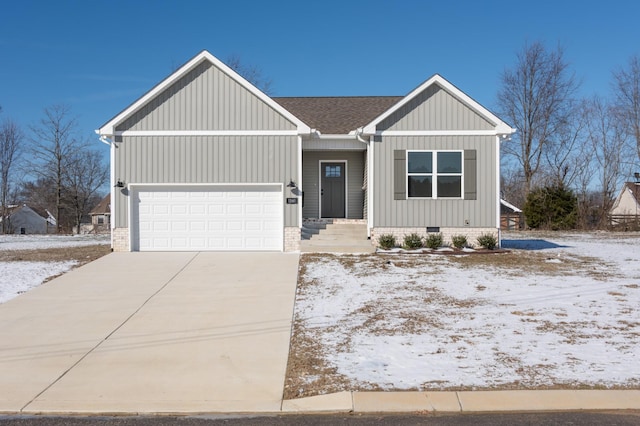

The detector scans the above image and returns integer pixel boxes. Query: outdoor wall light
[286,180,297,189]
[115,179,126,188]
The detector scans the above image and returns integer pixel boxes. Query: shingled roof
[272,96,402,135]
[90,194,111,216]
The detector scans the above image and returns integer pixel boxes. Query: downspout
[497,132,514,247]
[355,128,372,238]
[98,132,115,250]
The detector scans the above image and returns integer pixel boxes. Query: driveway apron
[0,252,300,414]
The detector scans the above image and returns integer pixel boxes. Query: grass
[284,243,639,399]
[0,244,112,283]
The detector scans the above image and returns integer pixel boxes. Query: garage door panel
[134,186,283,251]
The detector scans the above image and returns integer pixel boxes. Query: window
[325,165,341,177]
[407,151,462,198]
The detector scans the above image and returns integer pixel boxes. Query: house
[89,193,111,233]
[500,199,523,230]
[97,50,515,252]
[0,204,55,234]
[609,181,640,226]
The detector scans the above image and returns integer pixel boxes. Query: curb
[281,390,640,414]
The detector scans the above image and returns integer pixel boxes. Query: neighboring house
[609,181,640,225]
[500,199,523,230]
[0,205,55,234]
[97,50,515,252]
[89,193,111,232]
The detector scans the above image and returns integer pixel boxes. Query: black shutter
[394,150,406,200]
[464,149,477,200]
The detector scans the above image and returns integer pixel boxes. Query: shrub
[377,234,397,250]
[424,233,444,249]
[451,234,468,249]
[403,233,424,250]
[523,184,578,230]
[476,233,498,250]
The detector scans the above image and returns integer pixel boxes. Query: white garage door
[132,185,283,251]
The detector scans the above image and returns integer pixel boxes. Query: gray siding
[373,135,496,227]
[114,135,299,227]
[302,151,365,219]
[378,84,494,131]
[116,61,296,132]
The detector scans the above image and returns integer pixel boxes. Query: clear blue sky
[1,0,639,152]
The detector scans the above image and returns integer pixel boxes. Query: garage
[131,185,283,251]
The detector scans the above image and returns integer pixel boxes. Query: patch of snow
[0,261,77,303]
[296,232,640,390]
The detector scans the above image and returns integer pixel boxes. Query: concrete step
[301,221,371,251]
[310,230,367,239]
[301,239,373,247]
[301,244,376,254]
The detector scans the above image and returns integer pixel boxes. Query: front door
[320,162,346,218]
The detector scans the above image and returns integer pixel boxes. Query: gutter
[97,131,116,250]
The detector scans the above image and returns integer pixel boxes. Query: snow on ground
[295,232,640,392]
[0,234,109,251]
[0,261,77,304]
[0,234,110,304]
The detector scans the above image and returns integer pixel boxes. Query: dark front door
[321,162,346,218]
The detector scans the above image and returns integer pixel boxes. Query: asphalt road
[1,412,640,425]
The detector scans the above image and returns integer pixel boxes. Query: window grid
[407,150,463,199]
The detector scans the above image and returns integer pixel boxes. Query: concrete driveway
[0,252,300,414]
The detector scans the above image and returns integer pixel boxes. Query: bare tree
[28,105,79,233]
[542,103,588,189]
[583,96,630,227]
[612,54,640,162]
[64,147,109,234]
[226,54,273,95]
[497,41,580,195]
[0,118,23,233]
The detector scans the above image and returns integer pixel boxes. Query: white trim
[110,143,115,249]
[367,140,374,236]
[496,136,501,233]
[318,160,348,219]
[315,134,364,140]
[98,50,311,136]
[376,130,505,137]
[297,136,303,228]
[128,182,284,189]
[115,130,299,137]
[362,74,516,136]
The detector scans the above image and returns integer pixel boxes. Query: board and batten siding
[114,135,299,227]
[116,61,296,132]
[302,151,365,219]
[377,84,494,132]
[373,135,497,228]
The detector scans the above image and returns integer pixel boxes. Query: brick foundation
[371,227,499,249]
[112,228,129,252]
[284,227,301,252]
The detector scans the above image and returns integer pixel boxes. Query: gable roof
[273,96,402,135]
[624,181,640,202]
[362,74,516,135]
[618,182,640,204]
[97,50,311,137]
[90,194,111,216]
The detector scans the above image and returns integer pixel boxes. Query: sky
[1,0,639,157]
